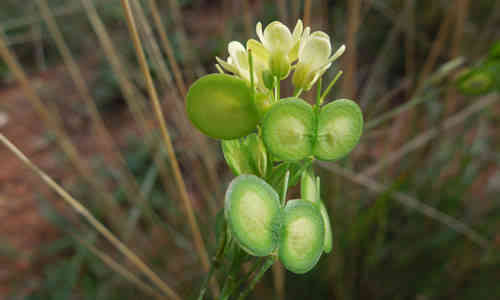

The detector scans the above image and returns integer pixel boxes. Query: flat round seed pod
[186,74,259,140]
[262,98,315,161]
[319,201,333,253]
[300,167,318,203]
[225,175,281,256]
[279,199,324,274]
[313,99,363,161]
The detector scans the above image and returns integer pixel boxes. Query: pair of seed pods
[186,74,363,163]
[225,169,332,274]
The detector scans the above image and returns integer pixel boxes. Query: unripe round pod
[262,98,315,161]
[186,74,260,140]
[279,199,324,274]
[313,99,363,161]
[225,175,282,256]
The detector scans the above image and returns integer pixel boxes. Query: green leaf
[245,133,269,178]
[488,40,500,59]
[222,138,255,176]
[456,67,495,96]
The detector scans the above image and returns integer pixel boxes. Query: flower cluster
[216,20,345,92]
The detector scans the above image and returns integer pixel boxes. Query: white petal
[263,21,294,53]
[329,44,346,62]
[216,56,237,73]
[228,41,248,70]
[299,35,332,70]
[302,27,311,41]
[299,26,311,54]
[256,22,264,43]
[246,39,270,67]
[292,19,303,42]
[310,31,330,41]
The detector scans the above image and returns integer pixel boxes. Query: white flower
[292,30,346,91]
[253,20,304,79]
[216,41,268,91]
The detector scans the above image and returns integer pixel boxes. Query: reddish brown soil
[0,65,138,297]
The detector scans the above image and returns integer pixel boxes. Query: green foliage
[456,41,500,95]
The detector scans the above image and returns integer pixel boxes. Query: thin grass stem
[361,94,498,178]
[237,256,276,300]
[35,0,151,230]
[0,29,126,233]
[341,0,360,100]
[0,134,182,300]
[76,237,165,300]
[119,0,218,296]
[303,0,312,26]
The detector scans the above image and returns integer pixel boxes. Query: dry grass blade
[416,7,454,90]
[272,262,285,300]
[2,0,81,32]
[365,57,465,130]
[0,29,125,234]
[303,0,311,26]
[148,0,187,97]
[118,0,218,296]
[359,0,413,106]
[445,0,470,115]
[80,0,186,232]
[34,0,152,230]
[361,94,499,177]
[341,0,361,99]
[276,0,288,24]
[147,0,221,212]
[76,237,166,299]
[0,134,182,300]
[318,162,491,249]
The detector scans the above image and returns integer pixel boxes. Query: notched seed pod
[279,199,324,274]
[301,166,318,203]
[186,74,259,139]
[245,133,269,178]
[225,175,282,256]
[313,99,363,161]
[319,201,333,253]
[262,98,315,161]
[222,139,255,176]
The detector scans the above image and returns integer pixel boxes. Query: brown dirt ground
[0,65,139,297]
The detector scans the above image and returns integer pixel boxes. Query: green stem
[197,228,228,300]
[197,263,216,300]
[225,258,263,300]
[316,77,322,106]
[237,256,276,300]
[248,49,255,103]
[320,70,343,104]
[294,87,303,97]
[281,170,290,206]
[273,76,281,103]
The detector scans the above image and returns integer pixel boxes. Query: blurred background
[0,0,499,299]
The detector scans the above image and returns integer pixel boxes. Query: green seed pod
[186,74,259,140]
[456,68,495,96]
[279,199,324,274]
[300,167,318,203]
[318,201,333,253]
[221,139,255,176]
[225,175,282,256]
[262,98,315,161]
[313,99,363,161]
[245,133,269,178]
